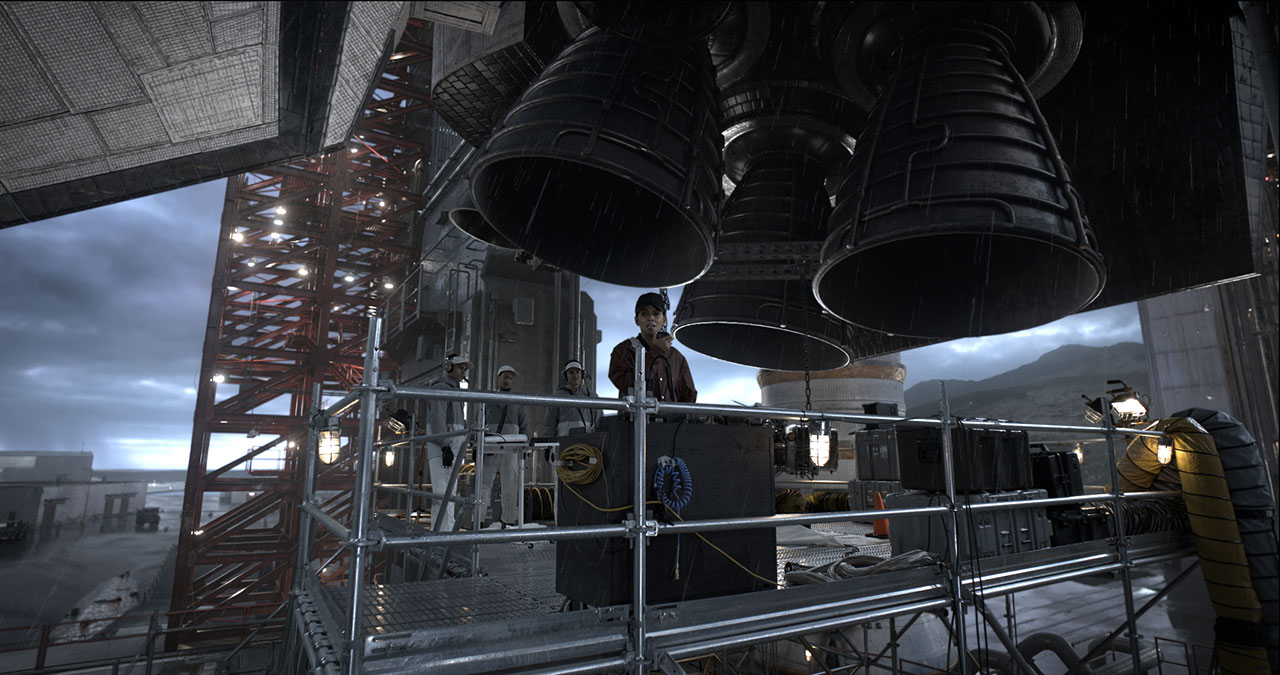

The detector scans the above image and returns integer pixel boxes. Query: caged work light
[318,424,342,465]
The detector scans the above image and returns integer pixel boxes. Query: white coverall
[425,376,466,531]
[477,400,528,524]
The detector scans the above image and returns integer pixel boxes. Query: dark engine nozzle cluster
[469,27,722,288]
[675,152,851,371]
[813,24,1105,339]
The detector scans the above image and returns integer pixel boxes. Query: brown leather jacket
[608,335,697,402]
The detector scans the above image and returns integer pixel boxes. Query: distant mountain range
[904,342,1150,429]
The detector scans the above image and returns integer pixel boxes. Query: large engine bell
[570,1,731,44]
[814,23,1105,338]
[448,195,518,250]
[674,152,851,371]
[469,28,722,288]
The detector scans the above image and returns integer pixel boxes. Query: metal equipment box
[854,428,901,480]
[885,489,1052,560]
[556,418,776,606]
[895,426,1033,493]
[847,479,903,523]
[1031,450,1084,498]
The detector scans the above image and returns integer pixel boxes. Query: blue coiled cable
[654,456,693,580]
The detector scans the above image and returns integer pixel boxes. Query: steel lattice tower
[169,22,432,642]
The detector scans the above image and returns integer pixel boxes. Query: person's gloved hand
[442,446,455,467]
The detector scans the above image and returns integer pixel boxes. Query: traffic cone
[872,492,890,538]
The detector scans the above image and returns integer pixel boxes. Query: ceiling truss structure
[168,23,431,643]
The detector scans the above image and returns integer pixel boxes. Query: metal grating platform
[328,536,883,632]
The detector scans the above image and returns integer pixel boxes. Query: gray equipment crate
[885,489,1052,560]
[854,428,900,480]
[848,479,903,523]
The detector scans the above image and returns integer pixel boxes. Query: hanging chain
[659,288,671,312]
[802,337,812,411]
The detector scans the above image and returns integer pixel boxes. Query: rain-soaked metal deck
[330,531,887,633]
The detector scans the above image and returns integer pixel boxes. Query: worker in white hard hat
[542,359,601,438]
[477,364,528,527]
[425,352,470,531]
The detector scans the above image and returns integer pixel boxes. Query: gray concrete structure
[1,1,410,227]
[0,480,146,527]
[0,451,94,483]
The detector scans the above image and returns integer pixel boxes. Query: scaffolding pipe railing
[297,313,1181,674]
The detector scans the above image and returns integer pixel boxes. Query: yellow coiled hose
[1120,417,1270,674]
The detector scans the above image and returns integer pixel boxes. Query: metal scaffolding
[288,314,1191,675]
[170,22,433,644]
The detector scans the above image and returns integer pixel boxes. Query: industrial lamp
[808,421,837,470]
[1082,380,1149,425]
[1156,438,1174,465]
[318,419,342,464]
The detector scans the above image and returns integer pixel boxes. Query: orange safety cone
[872,492,890,538]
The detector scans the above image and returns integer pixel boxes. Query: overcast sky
[0,182,1141,469]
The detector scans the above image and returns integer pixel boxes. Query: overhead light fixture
[345,274,355,282]
[211,373,226,384]
[1156,438,1174,465]
[273,218,283,226]
[383,278,394,290]
[247,260,256,267]
[318,424,342,464]
[298,266,309,276]
[230,231,244,242]
[227,285,239,291]
[275,206,287,215]
[349,147,358,154]
[384,450,396,467]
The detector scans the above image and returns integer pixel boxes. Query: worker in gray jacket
[477,364,528,526]
[542,359,601,437]
[425,352,469,531]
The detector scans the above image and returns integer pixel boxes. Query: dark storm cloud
[0,180,227,468]
[899,303,1143,388]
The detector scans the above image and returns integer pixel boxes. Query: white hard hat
[497,365,517,376]
[562,359,584,373]
[444,352,470,369]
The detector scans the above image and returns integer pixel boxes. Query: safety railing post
[298,382,322,583]
[473,404,487,573]
[1103,412,1144,673]
[344,314,383,675]
[631,339,649,675]
[938,381,967,675]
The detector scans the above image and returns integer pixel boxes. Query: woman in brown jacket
[608,292,697,402]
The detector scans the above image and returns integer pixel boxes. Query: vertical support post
[144,609,158,675]
[407,408,418,523]
[298,382,322,583]
[473,404,487,573]
[344,315,382,675]
[35,624,51,670]
[938,381,967,674]
[631,339,649,675]
[1103,414,1143,673]
[889,616,901,672]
